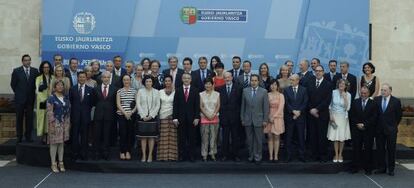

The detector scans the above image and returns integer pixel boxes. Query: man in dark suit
[163,56,184,89]
[297,59,314,89]
[374,83,402,176]
[53,54,69,74]
[349,86,378,175]
[219,72,242,161]
[69,71,95,160]
[112,55,126,77]
[173,73,200,161]
[237,60,264,89]
[92,71,117,160]
[324,60,341,84]
[192,56,213,92]
[333,61,357,101]
[307,65,332,162]
[240,74,269,164]
[65,58,79,87]
[284,74,308,162]
[10,54,39,143]
[228,56,243,81]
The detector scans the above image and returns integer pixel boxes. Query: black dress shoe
[255,160,262,165]
[221,157,227,161]
[365,171,372,176]
[234,157,241,162]
[388,171,394,176]
[299,157,306,163]
[374,169,386,174]
[26,138,34,143]
[350,169,359,174]
[17,138,23,143]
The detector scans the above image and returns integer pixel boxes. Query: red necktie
[184,87,189,102]
[103,85,108,99]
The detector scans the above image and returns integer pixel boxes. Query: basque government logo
[181,7,197,25]
[73,12,96,34]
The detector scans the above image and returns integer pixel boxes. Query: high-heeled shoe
[58,162,66,172]
[333,156,338,163]
[125,152,131,160]
[120,153,126,160]
[338,156,343,163]
[51,163,59,173]
[147,156,153,163]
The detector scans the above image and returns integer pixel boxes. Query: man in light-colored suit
[240,74,269,164]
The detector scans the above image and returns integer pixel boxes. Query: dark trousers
[118,115,135,153]
[285,119,306,158]
[110,115,118,146]
[351,129,374,172]
[178,117,196,160]
[309,116,329,160]
[376,131,397,172]
[93,120,112,155]
[221,119,240,158]
[71,117,89,157]
[15,103,34,140]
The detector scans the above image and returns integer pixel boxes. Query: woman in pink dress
[264,79,285,162]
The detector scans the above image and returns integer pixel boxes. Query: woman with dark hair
[360,62,380,97]
[210,56,221,77]
[213,62,225,90]
[328,79,351,163]
[263,79,285,162]
[277,65,291,92]
[116,74,137,160]
[149,60,164,90]
[47,80,70,173]
[157,75,177,161]
[259,63,273,91]
[90,60,102,81]
[140,58,151,75]
[199,77,221,161]
[36,61,54,143]
[136,75,160,162]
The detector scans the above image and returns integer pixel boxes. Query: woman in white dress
[327,79,351,163]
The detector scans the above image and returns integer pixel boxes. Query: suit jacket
[298,71,315,88]
[228,69,244,81]
[374,96,402,135]
[10,66,39,105]
[349,98,377,132]
[333,73,357,100]
[240,87,269,127]
[93,84,117,121]
[219,82,242,123]
[307,78,332,120]
[162,68,185,89]
[112,68,127,78]
[65,70,78,87]
[324,72,341,83]
[173,85,200,123]
[191,69,213,92]
[69,84,94,124]
[283,85,308,122]
[236,73,264,89]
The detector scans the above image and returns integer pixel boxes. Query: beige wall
[0,0,413,98]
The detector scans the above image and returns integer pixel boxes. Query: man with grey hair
[333,61,357,100]
[92,71,118,160]
[125,60,135,76]
[297,59,314,88]
[219,71,242,161]
[162,56,184,88]
[373,83,402,176]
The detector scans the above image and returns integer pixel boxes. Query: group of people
[11,54,402,176]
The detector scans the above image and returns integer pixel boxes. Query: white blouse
[329,89,351,116]
[136,88,160,119]
[159,89,175,119]
[200,91,220,118]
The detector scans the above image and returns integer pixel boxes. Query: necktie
[25,68,30,80]
[252,88,256,98]
[293,87,297,98]
[227,86,231,97]
[184,87,189,102]
[362,99,366,110]
[202,70,205,81]
[382,97,387,112]
[330,73,334,80]
[244,75,249,88]
[103,85,108,99]
[79,85,84,102]
[316,80,320,88]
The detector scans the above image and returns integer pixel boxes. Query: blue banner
[42,0,369,76]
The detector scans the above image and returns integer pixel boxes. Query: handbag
[200,116,219,124]
[39,100,47,109]
[135,118,159,136]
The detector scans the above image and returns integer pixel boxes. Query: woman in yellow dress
[36,61,54,143]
